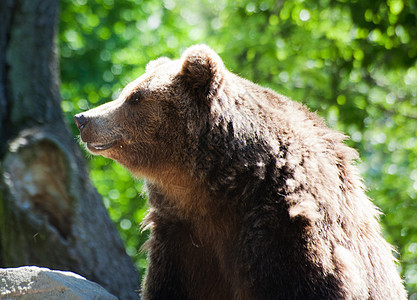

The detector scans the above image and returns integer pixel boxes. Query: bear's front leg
[141,217,188,300]
[142,214,234,300]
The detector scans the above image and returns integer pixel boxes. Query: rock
[0,266,118,299]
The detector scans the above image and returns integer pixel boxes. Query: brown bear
[74,45,406,299]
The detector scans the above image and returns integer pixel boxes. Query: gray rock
[0,266,118,299]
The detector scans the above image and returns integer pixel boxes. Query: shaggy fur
[74,45,406,299]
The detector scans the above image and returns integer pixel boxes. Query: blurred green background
[59,0,417,296]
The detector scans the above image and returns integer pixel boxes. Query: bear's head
[74,45,227,183]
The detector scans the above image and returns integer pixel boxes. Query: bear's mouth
[87,141,117,151]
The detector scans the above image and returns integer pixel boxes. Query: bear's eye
[126,90,143,104]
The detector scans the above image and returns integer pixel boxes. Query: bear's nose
[73,114,88,131]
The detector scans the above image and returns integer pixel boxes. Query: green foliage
[59,0,417,293]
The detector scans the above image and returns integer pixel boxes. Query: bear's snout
[73,113,88,131]
[73,110,123,155]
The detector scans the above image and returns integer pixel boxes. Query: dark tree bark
[0,1,140,298]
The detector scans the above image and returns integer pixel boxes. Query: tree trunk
[0,1,140,299]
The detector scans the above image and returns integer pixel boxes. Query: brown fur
[74,45,406,299]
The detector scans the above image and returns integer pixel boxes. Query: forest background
[59,0,417,295]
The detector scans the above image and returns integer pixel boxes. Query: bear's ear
[180,44,224,98]
[146,57,171,72]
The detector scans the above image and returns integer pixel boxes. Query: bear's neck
[145,165,241,241]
